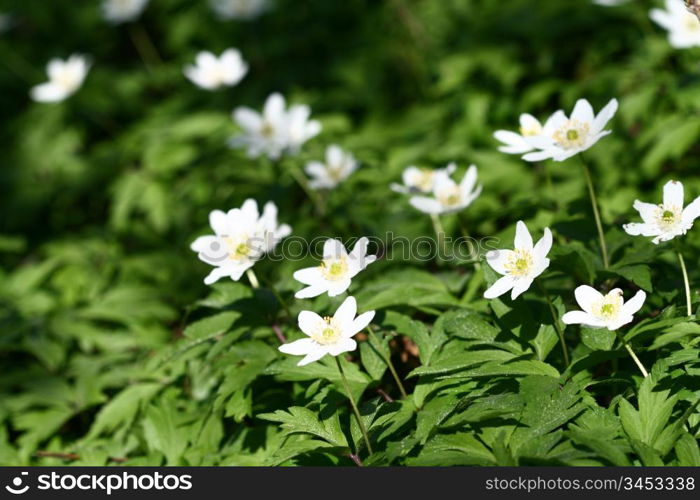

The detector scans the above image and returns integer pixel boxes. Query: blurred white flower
[391,163,456,195]
[305,145,358,190]
[522,99,618,162]
[209,0,270,21]
[190,199,291,285]
[623,180,700,244]
[30,55,90,103]
[409,164,482,215]
[184,48,248,90]
[562,286,646,331]
[294,237,376,299]
[484,221,552,300]
[230,92,321,159]
[102,0,149,24]
[279,296,375,366]
[651,0,700,48]
[493,114,543,155]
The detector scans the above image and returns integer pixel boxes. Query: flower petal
[574,285,603,313]
[621,290,646,317]
[333,296,357,327]
[663,180,684,208]
[533,227,553,261]
[298,310,324,337]
[514,221,533,250]
[484,275,515,299]
[510,277,534,300]
[485,249,513,275]
[349,310,375,337]
[278,338,315,356]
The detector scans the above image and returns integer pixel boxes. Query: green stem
[536,281,570,367]
[128,23,162,73]
[335,357,373,455]
[246,269,260,289]
[367,328,407,399]
[579,156,609,269]
[430,213,446,260]
[677,251,692,317]
[265,277,292,319]
[616,333,649,378]
[288,164,325,216]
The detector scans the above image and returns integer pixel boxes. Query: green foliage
[0,0,698,466]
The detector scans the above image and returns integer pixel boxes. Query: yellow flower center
[415,169,435,192]
[655,204,681,230]
[593,291,623,321]
[311,317,342,345]
[320,257,348,281]
[504,249,533,277]
[553,120,590,149]
[260,122,275,138]
[224,235,253,261]
[685,13,700,31]
[437,186,462,207]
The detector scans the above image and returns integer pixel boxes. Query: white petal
[592,98,618,134]
[349,311,375,337]
[632,200,659,223]
[409,196,444,214]
[510,277,533,300]
[522,149,555,163]
[484,275,515,299]
[209,209,229,235]
[562,310,593,325]
[278,338,315,356]
[623,222,659,238]
[327,278,352,297]
[333,296,357,327]
[298,347,328,366]
[234,107,262,131]
[294,283,328,299]
[574,285,603,313]
[485,249,513,275]
[298,310,324,337]
[327,338,357,356]
[322,238,347,259]
[621,290,646,317]
[533,227,553,261]
[570,99,594,124]
[30,82,68,102]
[663,180,684,208]
[682,197,700,226]
[293,266,323,285]
[514,221,533,250]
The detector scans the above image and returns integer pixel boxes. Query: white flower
[305,145,358,190]
[102,0,149,24]
[279,296,375,366]
[623,180,700,244]
[190,199,291,285]
[209,0,270,20]
[286,103,322,155]
[409,164,482,215]
[651,0,700,49]
[521,98,618,162]
[493,114,544,155]
[562,286,646,331]
[483,221,553,300]
[390,163,457,195]
[30,55,90,103]
[230,92,321,159]
[294,237,376,299]
[184,49,248,90]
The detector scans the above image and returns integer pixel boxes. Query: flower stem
[536,280,570,367]
[616,333,648,378]
[288,164,325,216]
[335,357,373,455]
[430,213,446,260]
[367,328,407,399]
[677,251,692,317]
[579,156,609,269]
[128,23,162,73]
[246,269,260,289]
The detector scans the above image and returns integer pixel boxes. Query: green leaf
[581,327,616,351]
[258,406,348,448]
